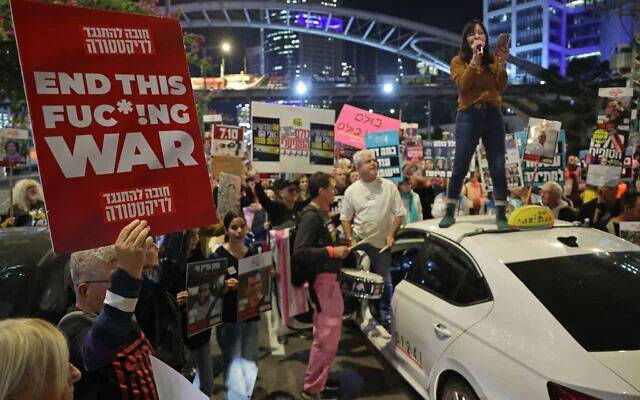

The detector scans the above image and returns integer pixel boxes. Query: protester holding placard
[58,220,158,400]
[211,211,261,400]
[605,190,640,236]
[440,20,510,229]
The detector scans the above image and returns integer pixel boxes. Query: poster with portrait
[477,134,523,192]
[186,258,227,336]
[619,222,640,246]
[211,125,243,157]
[0,128,29,166]
[586,128,625,187]
[517,130,567,187]
[216,172,241,222]
[238,252,273,321]
[597,87,634,133]
[523,118,561,164]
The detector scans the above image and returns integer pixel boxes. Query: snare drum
[339,268,384,299]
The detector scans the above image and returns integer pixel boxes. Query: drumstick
[378,245,390,254]
[349,233,376,251]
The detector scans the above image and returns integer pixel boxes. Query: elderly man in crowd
[540,181,577,222]
[341,150,405,327]
[58,220,158,400]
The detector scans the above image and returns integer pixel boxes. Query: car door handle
[434,323,452,338]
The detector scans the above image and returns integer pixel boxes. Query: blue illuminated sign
[293,13,344,32]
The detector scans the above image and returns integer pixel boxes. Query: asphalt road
[209,319,422,400]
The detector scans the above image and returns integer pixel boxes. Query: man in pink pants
[293,172,350,400]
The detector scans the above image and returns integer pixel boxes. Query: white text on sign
[101,185,174,223]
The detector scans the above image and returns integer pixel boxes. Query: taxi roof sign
[508,205,555,229]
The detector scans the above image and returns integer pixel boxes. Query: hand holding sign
[115,219,154,279]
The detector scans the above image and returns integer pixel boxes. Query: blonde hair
[0,318,70,400]
[12,179,44,212]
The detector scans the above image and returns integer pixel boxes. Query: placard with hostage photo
[186,258,227,336]
[523,118,561,164]
[237,252,273,321]
[597,87,634,132]
[0,138,28,166]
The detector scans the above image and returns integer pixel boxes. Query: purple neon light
[293,13,344,32]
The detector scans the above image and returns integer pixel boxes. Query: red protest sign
[11,0,216,254]
[334,104,401,149]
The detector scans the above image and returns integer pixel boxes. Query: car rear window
[506,251,640,352]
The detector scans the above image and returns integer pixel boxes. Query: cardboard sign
[0,128,29,140]
[212,124,243,157]
[211,155,244,180]
[11,0,215,253]
[186,259,226,336]
[335,104,401,149]
[364,130,402,182]
[237,252,273,321]
[251,102,334,173]
[216,172,241,222]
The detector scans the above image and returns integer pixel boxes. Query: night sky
[343,0,482,33]
[213,0,483,74]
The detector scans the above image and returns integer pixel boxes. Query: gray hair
[70,245,117,290]
[543,181,563,197]
[353,149,375,171]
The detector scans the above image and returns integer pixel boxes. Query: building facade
[484,0,633,82]
[264,0,345,82]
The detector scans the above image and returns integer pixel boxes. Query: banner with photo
[522,118,561,164]
[186,259,227,336]
[364,130,402,182]
[309,123,334,166]
[586,127,625,187]
[477,133,524,192]
[251,102,334,173]
[516,130,566,187]
[423,140,454,178]
[237,251,273,321]
[400,123,423,162]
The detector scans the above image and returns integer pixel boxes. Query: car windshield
[506,251,640,352]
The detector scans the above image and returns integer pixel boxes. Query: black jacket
[292,205,342,277]
[254,182,309,228]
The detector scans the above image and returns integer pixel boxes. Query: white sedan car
[357,215,640,400]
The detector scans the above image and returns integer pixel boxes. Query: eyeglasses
[81,280,110,284]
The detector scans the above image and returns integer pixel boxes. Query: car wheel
[440,377,479,400]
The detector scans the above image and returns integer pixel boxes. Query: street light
[295,81,308,96]
[220,42,231,80]
[389,108,395,114]
[382,82,394,95]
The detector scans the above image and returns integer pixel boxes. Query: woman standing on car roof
[439,20,510,230]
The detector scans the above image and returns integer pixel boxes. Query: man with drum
[340,149,406,328]
[293,172,351,400]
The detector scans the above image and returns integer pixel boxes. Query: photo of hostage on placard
[237,252,273,321]
[186,259,227,336]
[523,118,561,164]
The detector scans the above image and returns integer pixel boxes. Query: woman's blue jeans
[447,106,507,202]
